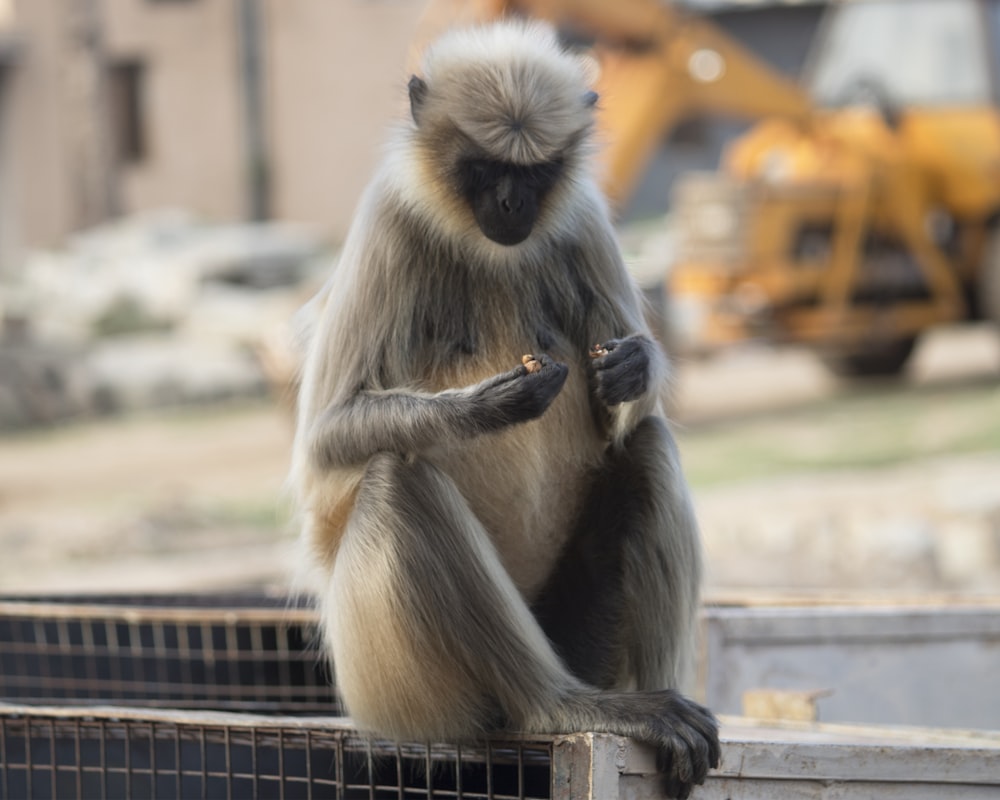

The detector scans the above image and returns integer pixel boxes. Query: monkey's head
[407,22,598,247]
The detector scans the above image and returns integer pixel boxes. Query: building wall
[0,0,825,269]
[1,0,424,267]
[265,1,423,239]
[0,66,18,277]
[101,0,246,224]
[5,1,82,256]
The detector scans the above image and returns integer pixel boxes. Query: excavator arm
[411,0,812,205]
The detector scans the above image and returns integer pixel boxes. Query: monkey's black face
[459,158,564,246]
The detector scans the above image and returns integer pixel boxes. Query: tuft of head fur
[392,20,602,257]
[413,21,595,165]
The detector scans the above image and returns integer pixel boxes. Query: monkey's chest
[427,360,605,600]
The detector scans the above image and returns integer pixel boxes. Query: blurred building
[0,0,424,276]
[0,0,824,277]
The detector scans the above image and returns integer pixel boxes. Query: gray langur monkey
[290,21,719,799]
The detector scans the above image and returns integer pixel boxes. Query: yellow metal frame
[412,0,1000,359]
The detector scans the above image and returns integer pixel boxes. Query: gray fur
[291,20,718,799]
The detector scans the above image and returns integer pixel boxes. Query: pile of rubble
[0,210,329,428]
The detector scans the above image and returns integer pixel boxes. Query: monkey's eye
[457,158,565,200]
[527,158,565,194]
[456,159,495,198]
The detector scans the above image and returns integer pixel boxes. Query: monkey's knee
[356,451,464,532]
[359,450,411,488]
[616,415,677,463]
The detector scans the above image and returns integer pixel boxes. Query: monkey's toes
[652,695,720,798]
[656,727,714,798]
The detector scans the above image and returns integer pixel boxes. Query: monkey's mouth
[472,193,537,246]
[477,218,535,246]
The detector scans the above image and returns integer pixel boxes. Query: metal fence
[7,594,1000,799]
[0,593,338,714]
[0,705,554,800]
[0,593,557,799]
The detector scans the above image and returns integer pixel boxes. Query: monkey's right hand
[470,354,568,430]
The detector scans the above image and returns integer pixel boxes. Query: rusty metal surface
[0,593,336,714]
[0,704,555,800]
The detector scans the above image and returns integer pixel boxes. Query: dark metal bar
[486,741,494,800]
[305,729,314,800]
[277,727,285,800]
[99,718,107,799]
[150,721,158,800]
[200,725,208,800]
[24,713,32,799]
[0,717,8,799]
[74,716,83,799]
[225,725,233,800]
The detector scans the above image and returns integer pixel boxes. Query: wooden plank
[614,720,1000,787]
[0,599,319,624]
[702,605,1000,729]
[705,591,1000,608]
[691,778,999,799]
[706,605,1000,642]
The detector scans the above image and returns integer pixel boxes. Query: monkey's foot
[585,689,720,799]
[650,692,720,799]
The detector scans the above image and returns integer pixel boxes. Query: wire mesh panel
[0,595,560,798]
[0,594,340,713]
[0,706,555,800]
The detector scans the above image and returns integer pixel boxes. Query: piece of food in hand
[589,343,609,359]
[521,354,542,373]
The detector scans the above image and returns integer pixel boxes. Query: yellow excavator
[416,0,1000,376]
[670,0,1000,375]
[412,0,811,206]
[264,0,804,401]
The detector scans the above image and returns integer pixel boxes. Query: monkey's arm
[306,357,568,470]
[576,218,670,443]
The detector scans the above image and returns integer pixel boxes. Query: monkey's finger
[657,738,697,800]
[520,353,561,370]
[676,724,712,786]
[521,354,543,374]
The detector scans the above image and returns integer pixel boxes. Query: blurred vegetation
[678,380,1000,487]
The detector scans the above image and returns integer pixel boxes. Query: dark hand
[589,335,651,406]
[472,354,569,429]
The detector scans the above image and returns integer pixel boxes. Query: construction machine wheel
[820,337,917,378]
[980,228,1000,325]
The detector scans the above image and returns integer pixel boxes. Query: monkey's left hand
[588,335,652,406]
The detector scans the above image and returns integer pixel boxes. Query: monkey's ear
[583,90,599,108]
[408,75,429,126]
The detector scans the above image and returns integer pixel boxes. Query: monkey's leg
[533,415,702,693]
[324,451,580,743]
[323,450,717,798]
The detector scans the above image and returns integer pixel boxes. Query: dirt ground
[2,324,999,600]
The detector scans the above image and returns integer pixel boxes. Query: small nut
[589,343,609,359]
[521,354,542,373]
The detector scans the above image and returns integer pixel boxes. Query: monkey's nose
[496,175,525,215]
[500,195,524,214]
